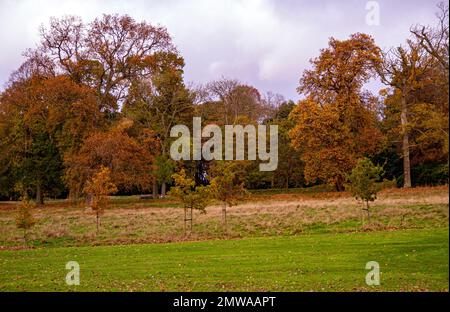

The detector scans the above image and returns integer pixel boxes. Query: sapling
[83,166,118,233]
[347,158,384,225]
[15,200,36,245]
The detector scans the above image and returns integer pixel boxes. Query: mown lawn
[0,227,448,291]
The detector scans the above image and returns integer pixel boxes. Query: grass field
[0,186,448,291]
[0,228,447,291]
[0,186,448,247]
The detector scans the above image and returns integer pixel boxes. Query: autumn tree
[377,40,433,188]
[0,74,101,204]
[83,166,118,233]
[34,14,175,115]
[209,161,247,228]
[265,100,304,189]
[410,3,449,176]
[15,200,37,245]
[123,52,194,196]
[1,14,192,202]
[64,118,155,199]
[194,80,279,190]
[347,158,384,224]
[169,169,211,234]
[379,4,449,187]
[290,33,384,191]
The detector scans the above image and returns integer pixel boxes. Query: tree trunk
[401,92,412,188]
[335,177,345,192]
[190,207,193,232]
[365,200,371,222]
[152,180,158,199]
[96,213,99,234]
[36,183,44,205]
[222,202,227,228]
[161,182,167,197]
[184,207,187,235]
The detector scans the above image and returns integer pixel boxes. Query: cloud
[0,0,441,100]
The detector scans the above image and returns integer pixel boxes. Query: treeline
[0,4,448,203]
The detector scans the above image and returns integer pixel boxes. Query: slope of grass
[0,228,448,291]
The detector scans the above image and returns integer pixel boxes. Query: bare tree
[206,77,269,124]
[207,77,240,124]
[411,2,449,76]
[261,91,285,121]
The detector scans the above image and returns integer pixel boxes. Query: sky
[0,0,441,101]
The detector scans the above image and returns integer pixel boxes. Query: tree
[410,3,449,174]
[34,14,175,114]
[266,100,304,189]
[411,2,449,80]
[169,169,211,234]
[0,74,101,204]
[204,78,271,125]
[244,100,304,189]
[347,158,384,224]
[64,118,155,199]
[209,161,247,228]
[290,34,384,191]
[1,14,190,202]
[123,52,194,196]
[206,78,240,125]
[378,40,431,188]
[379,4,449,187]
[15,200,37,245]
[83,166,118,233]
[154,155,176,197]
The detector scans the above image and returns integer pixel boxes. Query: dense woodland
[0,4,448,204]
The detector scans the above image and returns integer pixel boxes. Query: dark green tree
[347,158,384,223]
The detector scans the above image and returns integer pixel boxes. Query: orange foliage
[290,34,384,191]
[64,118,156,197]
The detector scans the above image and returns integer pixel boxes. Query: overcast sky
[0,0,441,100]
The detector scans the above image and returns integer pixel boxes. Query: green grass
[0,227,448,291]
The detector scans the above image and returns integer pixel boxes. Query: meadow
[0,186,448,247]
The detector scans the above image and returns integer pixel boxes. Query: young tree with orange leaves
[289,33,384,191]
[209,161,248,228]
[83,166,117,233]
[169,169,211,235]
[15,200,37,245]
